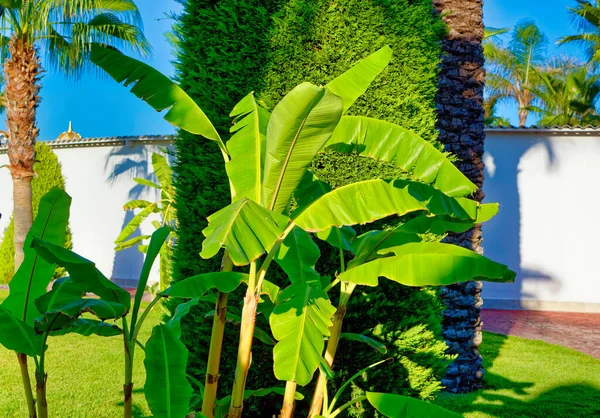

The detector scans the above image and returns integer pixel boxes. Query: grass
[2,286,600,417]
[435,332,600,417]
[0,289,158,417]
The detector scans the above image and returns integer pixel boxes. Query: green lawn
[435,332,600,418]
[0,289,158,417]
[2,286,600,417]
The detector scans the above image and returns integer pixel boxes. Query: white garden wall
[482,127,600,312]
[0,136,173,287]
[2,127,600,311]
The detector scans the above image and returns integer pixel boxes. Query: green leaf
[123,199,153,210]
[3,188,71,325]
[200,198,290,266]
[293,170,332,213]
[90,44,225,153]
[324,116,477,197]
[31,239,131,308]
[114,235,151,251]
[214,387,305,417]
[294,179,479,232]
[152,153,173,189]
[315,226,356,252]
[366,392,462,418]
[396,203,499,235]
[349,229,421,267]
[262,82,343,212]
[325,46,392,113]
[45,298,128,321]
[115,203,156,243]
[275,227,321,286]
[134,178,162,189]
[339,243,516,287]
[166,298,200,340]
[0,306,41,357]
[161,272,247,298]
[270,284,336,386]
[49,318,122,337]
[339,333,387,354]
[35,277,85,314]
[144,323,193,418]
[0,0,21,7]
[131,227,171,333]
[226,92,270,203]
[208,310,276,345]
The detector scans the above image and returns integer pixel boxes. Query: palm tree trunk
[433,0,486,393]
[4,35,41,269]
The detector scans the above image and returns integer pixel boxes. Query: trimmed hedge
[0,142,73,283]
[171,0,451,415]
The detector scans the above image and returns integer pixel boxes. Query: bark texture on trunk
[432,0,486,393]
[4,35,41,269]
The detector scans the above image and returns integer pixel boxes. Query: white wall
[0,139,172,286]
[482,130,600,312]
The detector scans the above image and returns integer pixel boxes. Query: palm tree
[559,0,600,65]
[432,0,487,393]
[486,20,548,127]
[0,0,149,270]
[529,65,600,126]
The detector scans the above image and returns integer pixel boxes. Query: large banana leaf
[115,203,157,243]
[324,116,477,197]
[349,229,421,267]
[366,392,462,418]
[44,298,128,321]
[2,188,71,325]
[35,277,85,314]
[160,272,247,298]
[31,239,131,308]
[294,179,480,232]
[144,323,193,418]
[152,153,173,189]
[48,319,122,337]
[166,298,200,339]
[90,44,226,154]
[0,306,41,357]
[270,284,336,386]
[200,198,290,266]
[339,243,516,287]
[397,203,499,235]
[226,92,270,202]
[325,46,392,113]
[130,226,171,333]
[275,227,321,286]
[262,83,343,212]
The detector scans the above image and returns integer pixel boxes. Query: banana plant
[92,43,515,418]
[114,152,177,292]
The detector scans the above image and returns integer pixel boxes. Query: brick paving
[481,309,600,359]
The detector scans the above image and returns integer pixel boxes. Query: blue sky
[10,0,586,139]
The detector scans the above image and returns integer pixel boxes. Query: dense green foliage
[171,0,449,412]
[0,143,72,283]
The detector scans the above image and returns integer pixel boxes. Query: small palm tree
[486,20,548,127]
[559,0,600,65]
[529,65,600,126]
[0,0,149,271]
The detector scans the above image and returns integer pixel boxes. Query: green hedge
[171,0,451,415]
[0,142,73,283]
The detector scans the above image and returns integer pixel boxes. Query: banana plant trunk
[35,373,48,418]
[279,381,297,418]
[4,35,41,269]
[432,0,487,393]
[17,353,36,418]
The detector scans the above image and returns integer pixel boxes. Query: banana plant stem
[17,353,36,418]
[279,381,297,418]
[123,337,134,418]
[35,372,47,418]
[201,251,234,418]
[228,262,259,418]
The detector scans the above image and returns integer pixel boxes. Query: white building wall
[482,129,600,312]
[0,138,172,286]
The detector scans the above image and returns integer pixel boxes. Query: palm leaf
[200,198,290,266]
[270,284,336,386]
[115,203,156,243]
[262,82,343,212]
[152,153,173,190]
[339,243,516,287]
[324,116,476,197]
[226,92,270,202]
[90,44,226,154]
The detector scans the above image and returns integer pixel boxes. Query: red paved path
[481,309,600,359]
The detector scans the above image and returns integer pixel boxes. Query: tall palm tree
[432,0,486,393]
[486,20,548,127]
[0,0,149,270]
[559,0,600,65]
[529,65,600,126]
